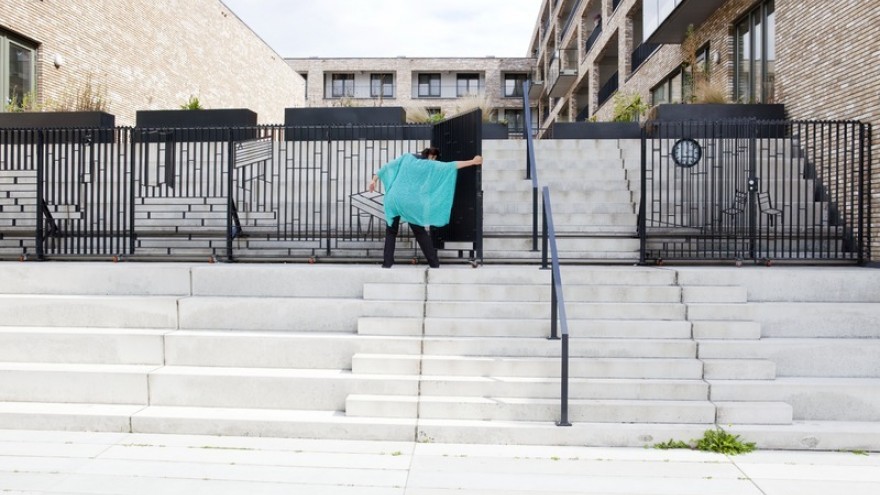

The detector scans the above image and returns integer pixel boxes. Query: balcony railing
[548,49,579,98]
[560,0,584,40]
[631,42,660,73]
[585,24,603,55]
[597,71,619,106]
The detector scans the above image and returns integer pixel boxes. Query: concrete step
[0,295,179,328]
[485,212,636,226]
[708,377,880,421]
[420,337,696,358]
[357,317,694,338]
[148,366,419,411]
[698,338,880,377]
[417,376,709,401]
[352,354,704,379]
[165,330,420,368]
[693,321,761,339]
[0,363,154,404]
[424,301,686,320]
[0,327,166,364]
[0,401,142,432]
[715,401,793,425]
[702,359,777,380]
[484,201,634,215]
[349,395,716,423]
[483,188,632,204]
[483,167,626,182]
[177,297,423,332]
[417,284,683,303]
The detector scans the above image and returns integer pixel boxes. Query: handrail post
[522,80,540,251]
[541,197,549,269]
[557,332,571,426]
[550,267,558,340]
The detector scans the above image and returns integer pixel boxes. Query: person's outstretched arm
[455,155,483,169]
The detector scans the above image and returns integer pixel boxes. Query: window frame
[650,68,686,106]
[329,73,355,98]
[370,73,394,98]
[503,73,528,98]
[734,0,775,103]
[417,73,441,98]
[456,73,481,97]
[1,31,37,111]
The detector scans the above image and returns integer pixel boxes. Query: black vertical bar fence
[639,119,872,264]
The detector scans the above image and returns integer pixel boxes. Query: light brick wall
[286,57,534,119]
[0,0,304,125]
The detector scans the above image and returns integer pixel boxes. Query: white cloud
[222,0,542,58]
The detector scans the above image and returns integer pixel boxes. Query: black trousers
[383,216,439,268]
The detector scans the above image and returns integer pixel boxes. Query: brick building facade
[530,0,878,259]
[0,0,304,125]
[286,57,534,128]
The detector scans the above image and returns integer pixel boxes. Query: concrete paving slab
[1,430,879,495]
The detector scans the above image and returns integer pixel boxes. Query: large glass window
[330,73,354,98]
[370,73,394,98]
[651,69,685,105]
[418,73,441,97]
[504,73,528,98]
[2,31,37,111]
[456,73,480,97]
[735,0,775,103]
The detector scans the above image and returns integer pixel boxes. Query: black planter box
[135,109,258,142]
[0,111,116,143]
[548,122,641,139]
[482,123,509,140]
[284,107,420,141]
[651,103,786,121]
[649,104,787,138]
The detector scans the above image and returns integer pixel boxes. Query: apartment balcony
[646,0,726,43]
[548,49,579,98]
[528,80,544,101]
[597,71,619,107]
[585,24,603,56]
[560,0,584,41]
[630,41,660,73]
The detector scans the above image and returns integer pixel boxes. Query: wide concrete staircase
[479,139,641,263]
[1,262,878,450]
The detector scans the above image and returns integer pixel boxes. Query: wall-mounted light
[53,54,64,68]
[712,51,720,64]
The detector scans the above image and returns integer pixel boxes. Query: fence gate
[639,120,871,264]
[430,109,483,262]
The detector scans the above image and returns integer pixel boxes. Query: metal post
[557,332,571,427]
[325,131,333,257]
[226,129,234,261]
[541,197,549,269]
[550,267,558,340]
[638,125,647,264]
[35,130,45,260]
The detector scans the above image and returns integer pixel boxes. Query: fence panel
[639,120,871,263]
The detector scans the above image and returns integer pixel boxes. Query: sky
[220,0,543,58]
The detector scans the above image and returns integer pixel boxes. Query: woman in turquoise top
[368,147,482,267]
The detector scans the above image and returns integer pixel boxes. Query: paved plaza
[0,429,878,494]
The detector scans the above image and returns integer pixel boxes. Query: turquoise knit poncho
[376,154,458,227]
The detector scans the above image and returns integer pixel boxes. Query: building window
[330,73,354,98]
[2,31,36,111]
[418,73,441,97]
[735,0,775,103]
[298,72,308,97]
[504,73,528,97]
[370,73,394,98]
[503,109,525,132]
[651,69,685,106]
[456,73,480,97]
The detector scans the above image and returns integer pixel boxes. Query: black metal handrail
[522,80,540,251]
[585,24,603,55]
[598,71,619,107]
[541,186,571,427]
[631,42,660,73]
